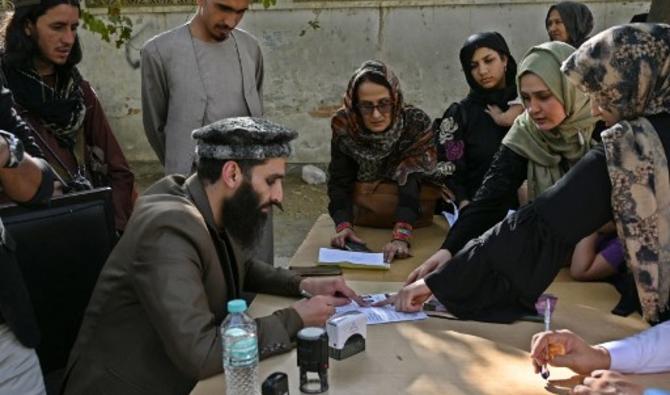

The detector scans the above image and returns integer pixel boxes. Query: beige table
[288,214,449,282]
[192,280,670,395]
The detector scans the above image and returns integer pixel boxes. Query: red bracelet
[392,222,413,243]
[336,221,352,233]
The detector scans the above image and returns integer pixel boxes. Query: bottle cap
[297,327,325,340]
[228,299,248,313]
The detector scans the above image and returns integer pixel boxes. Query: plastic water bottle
[222,299,260,395]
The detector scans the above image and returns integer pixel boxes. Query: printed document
[335,293,427,325]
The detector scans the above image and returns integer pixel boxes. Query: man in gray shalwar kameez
[141,0,272,262]
[141,0,262,176]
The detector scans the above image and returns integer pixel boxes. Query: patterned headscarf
[331,60,436,185]
[3,65,86,149]
[563,23,670,323]
[546,1,595,48]
[502,41,597,200]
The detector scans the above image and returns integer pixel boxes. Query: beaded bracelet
[335,221,352,233]
[392,222,413,245]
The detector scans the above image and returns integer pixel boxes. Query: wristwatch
[0,130,24,168]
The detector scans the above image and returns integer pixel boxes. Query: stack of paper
[318,248,390,270]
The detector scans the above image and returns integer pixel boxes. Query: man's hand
[530,330,611,375]
[382,240,410,263]
[571,370,643,395]
[405,249,451,285]
[292,295,346,327]
[299,276,362,304]
[374,279,432,312]
[331,227,365,249]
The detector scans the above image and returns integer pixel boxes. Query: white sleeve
[599,320,670,374]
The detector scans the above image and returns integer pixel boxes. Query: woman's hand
[331,227,365,249]
[393,279,432,312]
[486,103,524,127]
[485,104,506,125]
[382,240,410,263]
[405,249,452,285]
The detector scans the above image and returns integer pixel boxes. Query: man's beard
[221,180,269,251]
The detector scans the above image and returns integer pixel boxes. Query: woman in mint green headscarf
[406,41,601,286]
[503,41,595,200]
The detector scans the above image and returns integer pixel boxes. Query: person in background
[141,0,262,176]
[432,31,521,209]
[1,0,135,231]
[328,60,436,263]
[142,0,273,264]
[545,1,594,48]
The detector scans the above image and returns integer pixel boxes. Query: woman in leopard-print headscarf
[328,60,436,262]
[562,23,670,324]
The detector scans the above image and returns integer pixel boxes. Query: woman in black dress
[432,32,521,209]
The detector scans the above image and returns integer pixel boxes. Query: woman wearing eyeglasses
[328,60,436,262]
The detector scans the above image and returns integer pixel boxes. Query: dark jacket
[62,175,304,395]
[426,114,670,323]
[15,80,135,231]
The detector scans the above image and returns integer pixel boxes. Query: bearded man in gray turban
[62,117,360,395]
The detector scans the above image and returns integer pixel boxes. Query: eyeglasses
[357,100,393,115]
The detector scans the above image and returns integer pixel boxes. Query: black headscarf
[458,32,518,108]
[545,1,594,48]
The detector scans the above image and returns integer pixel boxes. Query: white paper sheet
[318,248,388,269]
[335,293,428,325]
[441,200,459,226]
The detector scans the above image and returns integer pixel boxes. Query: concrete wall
[77,0,650,163]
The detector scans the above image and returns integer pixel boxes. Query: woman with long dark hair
[432,31,520,208]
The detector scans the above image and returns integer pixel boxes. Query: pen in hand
[541,298,552,379]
